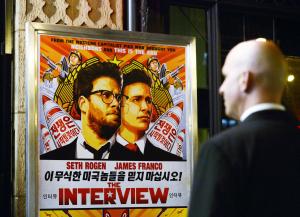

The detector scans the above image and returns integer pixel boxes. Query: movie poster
[37,32,192,217]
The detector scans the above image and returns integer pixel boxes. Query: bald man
[189,40,300,217]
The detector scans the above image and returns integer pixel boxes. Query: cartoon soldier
[67,50,82,74]
[42,50,82,85]
[147,56,161,75]
[147,56,168,84]
[147,56,183,87]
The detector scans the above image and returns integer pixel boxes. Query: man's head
[219,39,287,120]
[74,61,122,139]
[69,51,82,66]
[120,69,152,138]
[148,56,160,74]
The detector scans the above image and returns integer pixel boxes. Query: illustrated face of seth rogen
[120,69,153,138]
[75,62,122,139]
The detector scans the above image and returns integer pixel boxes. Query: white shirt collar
[240,103,285,122]
[116,133,146,154]
[76,132,116,159]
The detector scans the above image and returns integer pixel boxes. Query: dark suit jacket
[109,139,183,161]
[189,110,300,217]
[40,138,182,161]
[40,138,78,160]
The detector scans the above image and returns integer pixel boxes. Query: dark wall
[0,54,12,217]
[0,1,12,217]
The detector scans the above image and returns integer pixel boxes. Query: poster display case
[25,22,197,217]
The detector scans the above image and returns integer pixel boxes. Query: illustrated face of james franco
[121,82,152,134]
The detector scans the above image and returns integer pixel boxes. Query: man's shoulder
[200,123,256,159]
[207,125,244,144]
[202,111,300,160]
[40,139,77,160]
[208,115,276,143]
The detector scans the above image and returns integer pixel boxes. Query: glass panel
[169,6,209,150]
[170,6,207,89]
[284,57,300,127]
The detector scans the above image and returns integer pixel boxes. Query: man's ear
[239,71,252,93]
[78,96,89,113]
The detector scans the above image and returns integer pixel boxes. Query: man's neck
[81,120,107,151]
[119,126,144,143]
[240,102,285,121]
[239,92,282,119]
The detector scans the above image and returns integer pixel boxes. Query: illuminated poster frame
[25,22,197,217]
